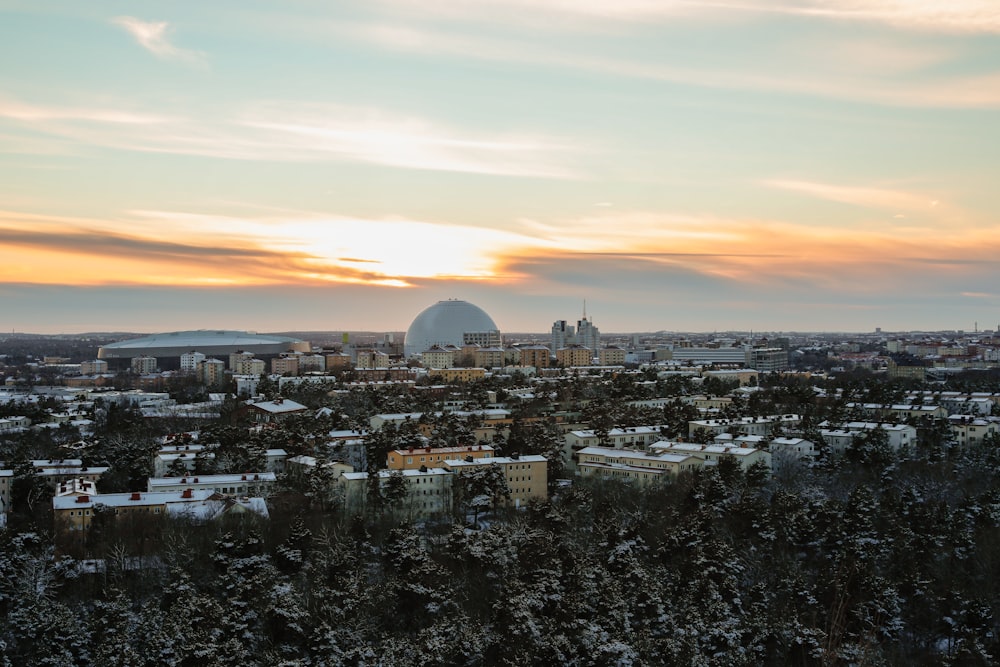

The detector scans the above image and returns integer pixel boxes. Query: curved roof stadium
[98,330,310,360]
[404,300,502,357]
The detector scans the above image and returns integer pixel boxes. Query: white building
[181,351,206,372]
[341,467,453,518]
[131,356,158,374]
[147,472,277,497]
[576,446,701,484]
[818,422,917,456]
[649,441,771,470]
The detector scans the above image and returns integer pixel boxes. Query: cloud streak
[378,0,1000,33]
[354,23,1000,109]
[0,96,582,178]
[112,16,205,64]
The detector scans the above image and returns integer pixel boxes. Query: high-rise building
[576,316,600,351]
[551,320,574,353]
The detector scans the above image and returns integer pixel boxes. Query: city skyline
[2,1,999,334]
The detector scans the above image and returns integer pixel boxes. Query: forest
[0,368,999,665]
[1,439,999,666]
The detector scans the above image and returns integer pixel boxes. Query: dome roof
[98,330,309,359]
[404,300,501,357]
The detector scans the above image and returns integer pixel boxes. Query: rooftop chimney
[130,492,141,501]
[77,495,89,503]
[181,488,193,499]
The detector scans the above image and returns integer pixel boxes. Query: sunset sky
[2,0,999,335]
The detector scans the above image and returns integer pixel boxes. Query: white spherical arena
[404,300,502,357]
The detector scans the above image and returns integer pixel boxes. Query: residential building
[599,347,627,366]
[130,356,158,374]
[32,459,109,487]
[199,358,226,386]
[688,414,801,439]
[576,446,701,484]
[180,351,206,372]
[428,367,487,383]
[340,467,453,518]
[949,416,999,448]
[422,345,456,369]
[474,346,505,369]
[518,345,551,369]
[355,349,391,369]
[229,351,266,375]
[387,444,495,470]
[299,354,327,373]
[271,355,300,376]
[443,454,548,508]
[746,347,789,372]
[649,441,771,470]
[0,468,12,516]
[556,345,592,367]
[147,472,277,497]
[80,360,108,375]
[248,397,309,423]
[818,422,917,455]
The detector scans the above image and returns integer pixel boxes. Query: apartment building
[576,446,701,484]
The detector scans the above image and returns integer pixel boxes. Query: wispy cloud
[0,96,582,178]
[111,16,205,64]
[762,179,944,213]
[377,0,1000,33]
[353,23,1000,109]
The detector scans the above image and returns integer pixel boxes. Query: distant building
[598,347,627,366]
[248,397,309,424]
[271,355,300,376]
[130,356,158,374]
[80,360,108,375]
[517,345,551,369]
[556,345,592,368]
[180,351,206,372]
[199,358,226,386]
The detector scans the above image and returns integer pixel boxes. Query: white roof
[576,446,694,464]
[251,398,308,414]
[651,441,760,456]
[443,455,547,468]
[53,489,215,510]
[148,472,276,488]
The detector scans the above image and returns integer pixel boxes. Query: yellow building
[556,345,592,367]
[517,345,551,369]
[474,347,505,369]
[429,367,487,383]
[598,347,626,366]
[387,444,495,470]
[355,349,391,369]
[443,454,548,508]
[422,346,456,369]
[271,355,300,376]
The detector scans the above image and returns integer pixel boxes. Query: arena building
[98,330,310,369]
[403,300,502,358]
